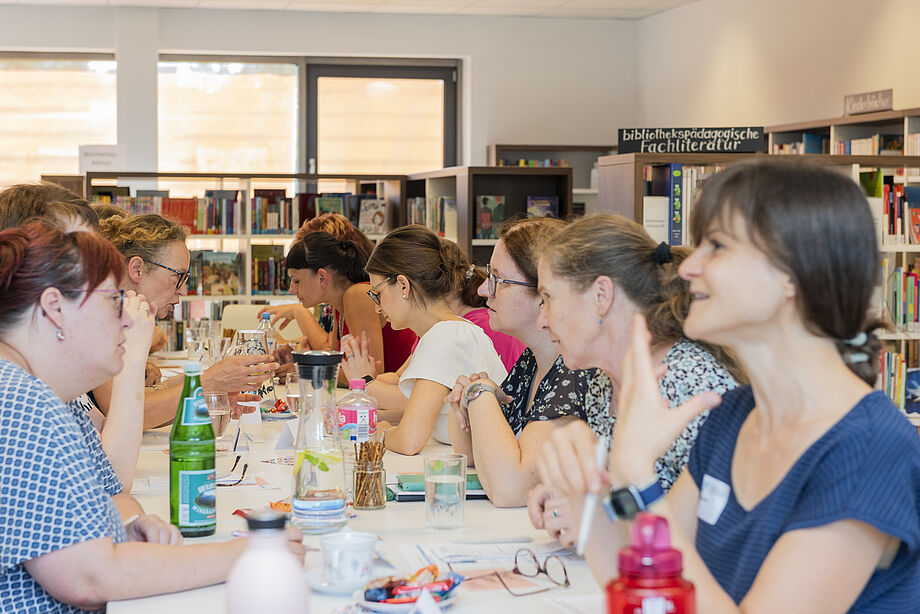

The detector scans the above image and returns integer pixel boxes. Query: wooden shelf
[471,239,499,246]
[880,245,920,253]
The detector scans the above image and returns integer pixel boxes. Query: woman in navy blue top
[539,158,920,612]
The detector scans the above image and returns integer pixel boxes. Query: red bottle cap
[617,513,683,577]
[349,378,367,389]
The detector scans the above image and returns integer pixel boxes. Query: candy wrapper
[363,565,463,604]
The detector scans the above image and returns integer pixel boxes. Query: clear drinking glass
[186,324,205,363]
[204,391,232,447]
[285,372,301,414]
[424,453,466,529]
[224,330,271,414]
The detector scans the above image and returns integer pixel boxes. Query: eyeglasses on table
[448,548,570,597]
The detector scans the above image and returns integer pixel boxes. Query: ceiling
[4,0,699,19]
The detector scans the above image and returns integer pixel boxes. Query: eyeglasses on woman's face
[366,276,395,306]
[146,259,190,289]
[64,288,126,318]
[485,263,537,298]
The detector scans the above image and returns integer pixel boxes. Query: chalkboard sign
[618,128,764,154]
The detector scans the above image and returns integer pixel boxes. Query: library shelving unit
[85,171,406,316]
[597,151,920,411]
[406,165,573,265]
[766,107,920,157]
[487,144,614,217]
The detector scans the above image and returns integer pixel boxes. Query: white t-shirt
[399,320,508,444]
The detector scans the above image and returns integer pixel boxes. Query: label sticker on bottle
[180,387,211,426]
[178,468,216,526]
[338,405,377,443]
[697,474,731,526]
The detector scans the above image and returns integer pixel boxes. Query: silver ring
[347,354,355,359]
[551,508,559,518]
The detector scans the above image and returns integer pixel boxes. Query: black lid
[245,510,287,531]
[293,350,343,366]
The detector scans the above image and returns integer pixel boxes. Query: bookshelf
[85,171,407,316]
[597,151,920,411]
[407,165,573,265]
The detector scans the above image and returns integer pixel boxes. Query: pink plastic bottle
[606,513,695,614]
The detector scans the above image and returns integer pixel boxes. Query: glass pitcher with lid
[291,350,347,534]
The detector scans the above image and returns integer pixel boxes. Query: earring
[402,294,408,299]
[599,318,604,325]
[56,328,65,341]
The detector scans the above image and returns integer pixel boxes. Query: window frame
[305,59,459,174]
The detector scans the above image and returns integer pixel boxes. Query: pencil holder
[353,442,386,510]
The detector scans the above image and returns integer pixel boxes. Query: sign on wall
[844,89,893,116]
[617,127,764,154]
[79,144,126,174]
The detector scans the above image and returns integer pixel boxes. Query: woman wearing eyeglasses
[442,217,599,507]
[0,222,305,613]
[98,214,279,428]
[345,225,507,454]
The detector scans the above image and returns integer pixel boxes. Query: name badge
[697,474,731,525]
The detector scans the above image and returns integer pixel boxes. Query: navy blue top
[688,386,920,611]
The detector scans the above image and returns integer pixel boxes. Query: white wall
[636,0,920,127]
[0,5,636,169]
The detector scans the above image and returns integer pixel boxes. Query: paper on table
[545,593,605,614]
[131,476,168,495]
[275,419,298,450]
[407,541,569,571]
[240,410,262,425]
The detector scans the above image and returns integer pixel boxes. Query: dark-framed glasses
[146,259,190,289]
[448,548,569,597]
[63,288,126,318]
[366,275,395,306]
[485,264,537,297]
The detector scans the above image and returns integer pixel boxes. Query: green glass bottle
[169,361,216,537]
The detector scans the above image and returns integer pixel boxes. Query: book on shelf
[836,133,903,156]
[441,197,458,240]
[475,195,505,240]
[642,196,669,245]
[526,195,559,218]
[346,194,376,227]
[200,251,242,296]
[648,163,685,246]
[315,194,346,217]
[407,196,426,226]
[771,133,830,155]
[357,198,388,235]
[250,244,288,295]
[295,193,317,226]
[905,367,920,414]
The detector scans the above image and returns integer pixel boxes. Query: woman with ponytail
[342,225,507,454]
[0,222,305,612]
[539,159,920,611]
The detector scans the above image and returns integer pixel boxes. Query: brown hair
[366,225,465,304]
[296,213,374,258]
[98,214,188,270]
[92,203,130,221]
[0,182,98,230]
[438,238,487,308]
[498,216,568,295]
[0,221,125,334]
[689,157,881,385]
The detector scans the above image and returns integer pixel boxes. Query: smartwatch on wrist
[361,375,374,384]
[602,479,665,522]
[462,382,498,409]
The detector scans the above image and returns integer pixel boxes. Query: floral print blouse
[584,338,737,490]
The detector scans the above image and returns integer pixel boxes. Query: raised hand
[201,354,279,393]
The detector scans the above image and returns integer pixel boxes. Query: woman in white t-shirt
[341,225,506,454]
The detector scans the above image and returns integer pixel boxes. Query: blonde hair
[98,213,188,267]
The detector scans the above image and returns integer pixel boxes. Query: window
[307,63,458,175]
[0,55,116,187]
[158,59,299,175]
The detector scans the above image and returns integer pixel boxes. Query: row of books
[835,133,903,156]
[95,194,243,235]
[880,256,920,333]
[641,164,725,247]
[251,245,289,295]
[770,133,830,155]
[861,170,920,245]
[474,195,561,239]
[496,158,572,168]
[406,196,458,239]
[879,341,920,414]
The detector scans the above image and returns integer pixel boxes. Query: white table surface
[109,419,605,613]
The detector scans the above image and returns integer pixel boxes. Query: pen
[575,440,607,556]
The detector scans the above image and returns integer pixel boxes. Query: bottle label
[338,405,377,442]
[180,387,211,426]
[178,468,216,526]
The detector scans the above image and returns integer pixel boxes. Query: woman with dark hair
[0,222,305,612]
[445,217,596,507]
[341,225,507,454]
[539,158,920,611]
[527,212,739,546]
[282,231,416,378]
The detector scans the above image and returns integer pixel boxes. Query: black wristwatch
[602,480,665,522]
[361,375,374,384]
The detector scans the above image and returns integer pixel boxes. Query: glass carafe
[291,350,347,534]
[224,329,274,412]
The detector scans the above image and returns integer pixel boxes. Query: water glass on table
[204,391,232,446]
[424,453,466,530]
[285,372,301,414]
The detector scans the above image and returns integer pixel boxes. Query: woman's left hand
[610,314,722,485]
[341,331,380,381]
[126,514,183,545]
[144,361,162,386]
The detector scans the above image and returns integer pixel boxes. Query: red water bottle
[606,513,695,614]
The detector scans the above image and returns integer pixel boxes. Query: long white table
[109,419,604,613]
